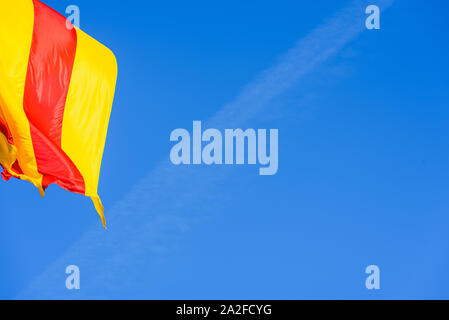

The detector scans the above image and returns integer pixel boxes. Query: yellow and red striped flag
[0,0,118,227]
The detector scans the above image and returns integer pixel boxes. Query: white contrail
[18,0,395,299]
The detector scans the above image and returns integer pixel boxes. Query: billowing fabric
[0,0,118,227]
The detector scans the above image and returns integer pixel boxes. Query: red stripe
[0,116,13,144]
[0,115,22,180]
[1,160,24,181]
[23,0,85,194]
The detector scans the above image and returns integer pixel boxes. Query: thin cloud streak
[18,0,394,299]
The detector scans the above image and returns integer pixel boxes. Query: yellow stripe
[62,27,117,222]
[0,0,43,191]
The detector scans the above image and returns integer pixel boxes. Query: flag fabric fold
[0,0,117,227]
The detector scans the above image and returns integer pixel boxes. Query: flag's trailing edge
[0,0,117,228]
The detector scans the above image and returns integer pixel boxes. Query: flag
[0,0,118,227]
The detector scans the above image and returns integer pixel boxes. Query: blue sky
[1,0,449,299]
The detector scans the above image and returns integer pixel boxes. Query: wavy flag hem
[0,0,117,228]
